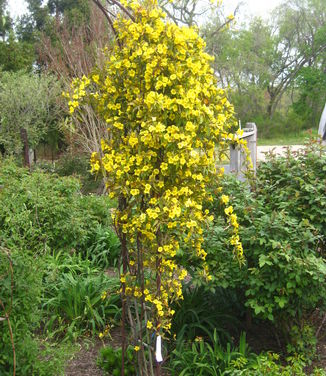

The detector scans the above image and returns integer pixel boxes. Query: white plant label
[155,335,163,362]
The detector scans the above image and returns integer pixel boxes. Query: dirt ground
[64,341,103,376]
[65,327,123,376]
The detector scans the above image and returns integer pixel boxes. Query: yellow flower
[130,189,140,196]
[221,195,229,204]
[160,162,168,171]
[92,74,100,83]
[129,135,138,147]
[113,122,124,130]
[101,291,107,300]
[134,346,140,352]
[224,206,233,215]
[185,121,196,132]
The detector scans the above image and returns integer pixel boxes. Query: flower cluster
[67,0,244,333]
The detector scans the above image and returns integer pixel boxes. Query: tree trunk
[267,95,275,118]
[20,128,30,169]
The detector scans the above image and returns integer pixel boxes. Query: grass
[258,128,318,146]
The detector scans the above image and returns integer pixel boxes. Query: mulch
[64,340,103,376]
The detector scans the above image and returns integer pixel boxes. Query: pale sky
[8,0,28,18]
[8,0,283,20]
[223,0,283,18]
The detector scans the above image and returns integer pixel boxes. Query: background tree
[0,0,12,41]
[266,0,326,118]
[0,32,35,71]
[205,16,274,124]
[158,0,212,26]
[0,1,34,72]
[288,0,326,129]
[204,0,326,136]
[292,66,326,128]
[0,71,63,165]
[15,0,112,157]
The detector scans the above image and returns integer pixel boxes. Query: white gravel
[257,145,305,161]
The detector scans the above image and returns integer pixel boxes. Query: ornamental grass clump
[66,0,246,373]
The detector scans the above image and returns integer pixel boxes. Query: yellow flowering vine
[66,0,246,372]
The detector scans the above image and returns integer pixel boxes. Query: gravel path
[257,145,304,161]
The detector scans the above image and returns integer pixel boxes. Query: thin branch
[106,0,136,22]
[92,0,120,47]
[208,5,240,38]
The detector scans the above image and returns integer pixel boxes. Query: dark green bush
[0,248,74,375]
[54,152,103,193]
[243,212,325,323]
[0,159,113,255]
[256,140,326,247]
[0,248,43,375]
[203,143,326,348]
[97,345,136,375]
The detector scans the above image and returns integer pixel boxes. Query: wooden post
[229,122,257,180]
[246,122,257,175]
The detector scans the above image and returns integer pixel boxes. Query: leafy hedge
[0,159,113,254]
[0,160,120,375]
[202,141,326,344]
[256,141,326,246]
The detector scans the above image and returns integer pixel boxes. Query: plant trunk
[20,128,30,169]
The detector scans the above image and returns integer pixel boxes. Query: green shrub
[0,248,74,375]
[97,345,136,375]
[204,150,326,345]
[0,248,43,375]
[241,352,325,376]
[168,332,325,376]
[0,159,113,254]
[257,140,326,248]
